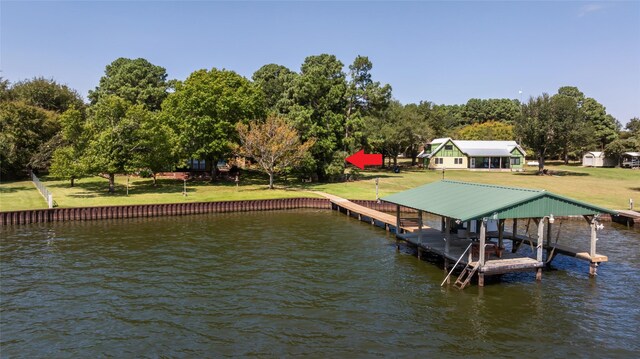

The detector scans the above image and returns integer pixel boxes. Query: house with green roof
[418,137,526,171]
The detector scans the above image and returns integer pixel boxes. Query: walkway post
[479,219,487,287]
[589,218,598,276]
[418,210,423,242]
[479,219,486,265]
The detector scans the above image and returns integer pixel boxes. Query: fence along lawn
[0,163,637,212]
[0,181,49,212]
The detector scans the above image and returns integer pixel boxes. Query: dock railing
[31,171,54,208]
[441,242,474,287]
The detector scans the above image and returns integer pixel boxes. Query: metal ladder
[453,261,479,289]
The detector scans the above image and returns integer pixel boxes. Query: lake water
[1,210,639,357]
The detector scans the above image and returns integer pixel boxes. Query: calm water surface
[1,210,639,357]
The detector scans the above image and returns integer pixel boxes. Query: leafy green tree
[252,64,297,113]
[89,58,171,111]
[604,138,640,165]
[551,93,589,164]
[344,56,392,152]
[557,86,585,104]
[365,101,414,167]
[455,120,515,140]
[286,54,347,179]
[419,102,464,137]
[515,94,557,172]
[49,108,90,186]
[83,96,142,192]
[0,101,57,178]
[10,77,84,113]
[236,115,315,189]
[582,97,618,150]
[130,112,179,185]
[625,117,640,138]
[0,77,11,102]
[462,98,520,124]
[162,68,265,178]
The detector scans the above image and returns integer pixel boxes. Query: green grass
[299,161,639,210]
[1,162,638,211]
[0,181,49,211]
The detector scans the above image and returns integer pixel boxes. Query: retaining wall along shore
[0,198,407,226]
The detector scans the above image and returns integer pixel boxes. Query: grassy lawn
[0,181,49,211]
[303,162,639,210]
[1,162,638,211]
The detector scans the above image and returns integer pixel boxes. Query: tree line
[1,55,638,190]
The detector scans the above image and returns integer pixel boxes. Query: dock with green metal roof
[323,180,618,289]
[381,180,617,288]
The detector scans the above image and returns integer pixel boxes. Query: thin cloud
[579,4,606,17]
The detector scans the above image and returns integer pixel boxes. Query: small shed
[582,151,616,167]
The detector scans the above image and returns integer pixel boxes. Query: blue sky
[2,1,639,124]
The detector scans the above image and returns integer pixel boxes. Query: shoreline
[0,197,618,226]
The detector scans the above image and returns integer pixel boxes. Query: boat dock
[317,180,617,289]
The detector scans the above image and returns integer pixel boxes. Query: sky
[1,1,639,124]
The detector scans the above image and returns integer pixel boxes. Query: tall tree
[236,115,315,189]
[365,101,414,167]
[162,68,265,178]
[582,97,618,150]
[604,138,640,166]
[551,93,589,164]
[0,101,56,178]
[252,64,297,113]
[286,54,347,179]
[10,77,84,113]
[89,58,170,111]
[130,112,179,185]
[455,120,515,141]
[83,96,143,192]
[462,98,520,124]
[515,94,557,172]
[344,56,392,153]
[625,117,640,138]
[49,107,88,186]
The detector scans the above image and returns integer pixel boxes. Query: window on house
[190,159,206,170]
[435,158,443,164]
[444,145,453,150]
[454,158,463,165]
[510,157,521,165]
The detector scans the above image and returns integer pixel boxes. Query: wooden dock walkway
[613,210,639,227]
[313,192,421,232]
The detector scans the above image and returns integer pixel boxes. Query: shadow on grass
[513,170,589,177]
[0,185,32,193]
[630,187,640,192]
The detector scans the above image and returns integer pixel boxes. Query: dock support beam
[536,217,544,281]
[418,210,423,243]
[589,216,598,277]
[546,218,553,262]
[479,220,486,266]
[396,205,401,234]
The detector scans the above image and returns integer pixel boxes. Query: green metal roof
[381,180,617,222]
